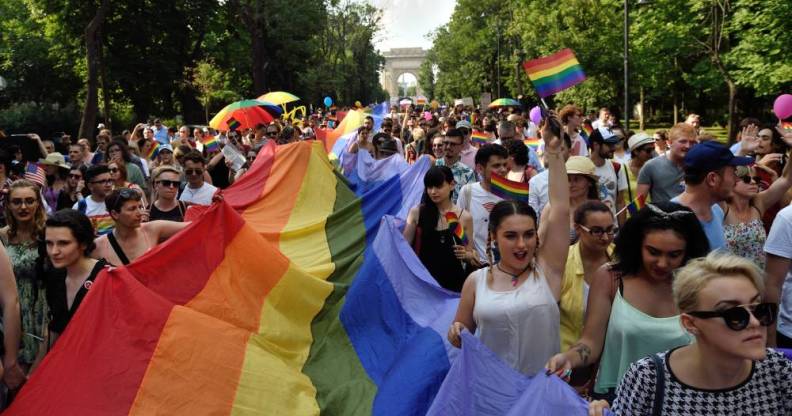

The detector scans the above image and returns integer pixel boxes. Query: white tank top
[472,266,560,375]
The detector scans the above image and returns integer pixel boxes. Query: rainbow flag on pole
[522,49,587,98]
[626,193,648,215]
[444,211,468,246]
[202,134,220,153]
[6,141,453,416]
[471,130,492,145]
[490,172,529,202]
[523,137,541,150]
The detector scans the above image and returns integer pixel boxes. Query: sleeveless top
[472,266,560,375]
[3,238,47,364]
[46,259,107,335]
[417,223,467,292]
[724,218,767,269]
[594,283,692,393]
[149,201,187,222]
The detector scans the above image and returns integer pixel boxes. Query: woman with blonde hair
[590,253,792,415]
[0,180,49,377]
[148,165,187,222]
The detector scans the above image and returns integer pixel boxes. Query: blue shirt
[153,125,170,144]
[672,197,726,252]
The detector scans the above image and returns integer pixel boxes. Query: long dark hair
[612,201,709,276]
[418,166,454,233]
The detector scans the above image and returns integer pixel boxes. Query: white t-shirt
[457,182,503,264]
[528,170,549,223]
[73,196,114,235]
[178,182,218,206]
[763,205,792,338]
[593,159,628,216]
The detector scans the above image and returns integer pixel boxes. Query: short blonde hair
[152,165,181,181]
[673,252,764,312]
[668,122,697,142]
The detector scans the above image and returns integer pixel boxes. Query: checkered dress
[611,348,792,415]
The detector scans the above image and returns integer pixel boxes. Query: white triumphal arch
[379,48,427,100]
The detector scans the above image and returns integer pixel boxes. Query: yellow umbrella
[257,91,300,105]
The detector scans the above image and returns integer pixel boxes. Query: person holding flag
[403,166,475,292]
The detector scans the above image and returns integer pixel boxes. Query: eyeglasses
[69,174,82,180]
[266,131,277,137]
[90,179,114,185]
[638,146,654,153]
[443,141,462,147]
[578,224,618,238]
[109,168,119,173]
[10,197,37,207]
[156,179,180,188]
[738,175,762,184]
[688,302,777,331]
[185,168,203,176]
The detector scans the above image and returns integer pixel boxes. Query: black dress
[46,259,107,335]
[416,223,467,292]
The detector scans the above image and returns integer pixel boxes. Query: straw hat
[565,156,599,182]
[38,152,70,169]
[627,132,655,152]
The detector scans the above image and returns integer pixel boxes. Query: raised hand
[541,111,563,153]
[739,124,760,154]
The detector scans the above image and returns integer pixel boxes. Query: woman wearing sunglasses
[107,159,147,209]
[546,202,709,402]
[723,161,792,269]
[148,166,186,222]
[590,253,791,415]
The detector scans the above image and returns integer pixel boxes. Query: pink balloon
[774,94,792,120]
[424,111,432,121]
[529,106,543,125]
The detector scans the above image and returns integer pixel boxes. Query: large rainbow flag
[6,141,459,415]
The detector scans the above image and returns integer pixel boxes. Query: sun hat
[627,132,656,152]
[565,156,599,182]
[38,152,70,169]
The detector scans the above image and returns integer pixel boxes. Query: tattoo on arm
[571,342,591,366]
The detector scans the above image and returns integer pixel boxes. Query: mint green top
[594,289,692,393]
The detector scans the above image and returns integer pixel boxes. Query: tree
[190,60,241,123]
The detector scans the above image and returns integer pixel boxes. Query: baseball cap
[627,132,655,152]
[589,127,620,144]
[455,120,472,130]
[683,141,752,173]
[159,144,173,153]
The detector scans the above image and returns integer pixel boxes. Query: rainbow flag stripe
[145,141,160,160]
[523,137,541,150]
[228,117,241,131]
[444,211,468,246]
[7,141,452,416]
[627,193,648,215]
[490,172,529,202]
[471,130,492,145]
[202,135,220,153]
[522,49,586,98]
[782,121,792,130]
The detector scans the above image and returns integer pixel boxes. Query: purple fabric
[779,348,792,361]
[428,333,611,416]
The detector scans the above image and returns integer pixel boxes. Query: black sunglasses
[688,302,777,331]
[185,168,203,176]
[157,179,180,188]
[738,175,762,184]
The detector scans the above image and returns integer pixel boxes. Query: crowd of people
[0,100,791,414]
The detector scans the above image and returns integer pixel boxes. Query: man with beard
[588,127,628,224]
[92,188,188,266]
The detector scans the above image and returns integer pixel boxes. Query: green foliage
[190,60,241,123]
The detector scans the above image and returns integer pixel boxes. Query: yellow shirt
[559,242,614,351]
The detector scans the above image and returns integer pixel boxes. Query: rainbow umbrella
[209,100,281,132]
[257,91,300,106]
[488,98,522,108]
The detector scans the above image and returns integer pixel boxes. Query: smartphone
[539,106,561,139]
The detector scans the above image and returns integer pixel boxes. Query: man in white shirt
[457,144,509,265]
[73,165,115,235]
[587,127,628,224]
[764,204,792,348]
[590,107,611,130]
[178,150,217,205]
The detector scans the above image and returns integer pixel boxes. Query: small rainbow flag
[582,120,593,136]
[146,140,161,160]
[782,121,792,131]
[626,194,648,215]
[227,117,241,131]
[523,137,541,150]
[202,135,220,153]
[522,49,586,98]
[490,172,529,202]
[444,211,468,246]
[471,130,492,145]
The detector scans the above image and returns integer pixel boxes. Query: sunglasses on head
[157,179,180,188]
[688,302,777,331]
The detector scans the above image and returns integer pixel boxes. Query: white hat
[627,132,656,152]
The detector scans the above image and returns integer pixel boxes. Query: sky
[370,0,457,52]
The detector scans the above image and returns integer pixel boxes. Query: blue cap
[683,141,752,173]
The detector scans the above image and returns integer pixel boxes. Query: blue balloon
[324,96,333,107]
